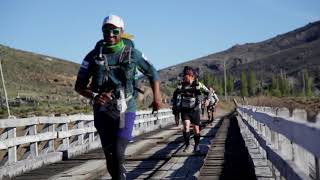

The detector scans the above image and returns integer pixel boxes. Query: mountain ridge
[0,20,319,115]
[158,20,320,93]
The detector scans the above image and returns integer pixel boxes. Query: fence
[237,105,320,180]
[0,108,174,178]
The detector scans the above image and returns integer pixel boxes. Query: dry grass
[240,96,320,122]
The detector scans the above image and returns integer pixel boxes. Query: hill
[0,45,87,117]
[158,21,320,94]
[0,44,80,100]
[1,21,320,117]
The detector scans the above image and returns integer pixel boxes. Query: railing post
[48,121,55,152]
[41,114,56,153]
[292,108,307,123]
[29,124,38,157]
[61,114,69,150]
[292,109,313,177]
[270,131,279,150]
[246,114,250,124]
[8,127,17,164]
[261,123,266,138]
[88,121,95,142]
[276,107,291,164]
[77,120,84,145]
[278,133,293,160]
[292,144,309,176]
[7,127,17,165]
[256,121,262,135]
[265,125,271,145]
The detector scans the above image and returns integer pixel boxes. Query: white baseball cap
[102,15,124,29]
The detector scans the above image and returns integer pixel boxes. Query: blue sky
[0,0,319,70]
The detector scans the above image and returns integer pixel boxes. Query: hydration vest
[176,81,201,109]
[91,41,136,100]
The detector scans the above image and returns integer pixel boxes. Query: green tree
[202,71,214,87]
[271,76,278,90]
[240,71,248,97]
[227,74,234,95]
[212,76,223,94]
[270,76,281,97]
[248,70,257,96]
[200,72,223,94]
[278,75,290,96]
[304,70,312,97]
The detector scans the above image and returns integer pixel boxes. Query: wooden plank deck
[98,119,225,179]
[199,117,230,180]
[13,111,241,180]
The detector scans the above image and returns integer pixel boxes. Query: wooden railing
[0,109,174,178]
[237,105,320,180]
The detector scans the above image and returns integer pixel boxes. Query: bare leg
[183,120,191,150]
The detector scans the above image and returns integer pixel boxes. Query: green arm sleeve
[199,82,209,95]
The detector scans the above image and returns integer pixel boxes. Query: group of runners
[171,66,219,152]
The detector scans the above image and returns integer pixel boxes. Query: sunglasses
[102,28,122,36]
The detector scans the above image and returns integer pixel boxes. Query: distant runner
[207,87,219,123]
[172,66,209,153]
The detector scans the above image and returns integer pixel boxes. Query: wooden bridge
[0,105,319,180]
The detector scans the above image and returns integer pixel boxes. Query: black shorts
[181,109,200,126]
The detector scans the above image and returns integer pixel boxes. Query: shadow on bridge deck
[12,110,258,180]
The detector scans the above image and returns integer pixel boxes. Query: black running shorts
[181,109,200,126]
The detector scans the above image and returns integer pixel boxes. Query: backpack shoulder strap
[119,45,132,64]
[103,45,132,71]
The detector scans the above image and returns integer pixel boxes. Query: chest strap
[99,45,132,71]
